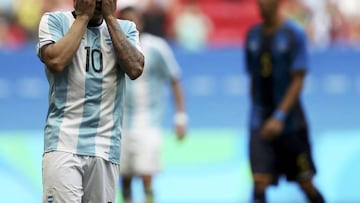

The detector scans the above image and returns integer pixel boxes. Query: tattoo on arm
[117,37,144,66]
[112,27,144,71]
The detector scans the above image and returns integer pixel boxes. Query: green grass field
[1,129,360,202]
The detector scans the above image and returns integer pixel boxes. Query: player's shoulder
[282,19,307,39]
[42,11,71,18]
[117,19,134,26]
[40,11,73,26]
[246,23,262,40]
[248,23,262,33]
[117,19,137,33]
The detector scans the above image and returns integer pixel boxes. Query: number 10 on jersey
[85,46,103,73]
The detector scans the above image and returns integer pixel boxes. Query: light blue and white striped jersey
[123,33,181,130]
[37,11,142,164]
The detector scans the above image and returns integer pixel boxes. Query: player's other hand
[75,0,96,19]
[175,124,186,141]
[102,0,117,18]
[261,118,284,140]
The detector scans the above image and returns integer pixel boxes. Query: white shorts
[120,128,162,176]
[42,151,119,203]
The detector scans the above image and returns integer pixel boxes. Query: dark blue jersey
[245,20,308,133]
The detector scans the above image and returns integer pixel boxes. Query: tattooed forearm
[116,36,144,72]
[105,16,144,80]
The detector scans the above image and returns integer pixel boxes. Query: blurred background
[0,0,360,202]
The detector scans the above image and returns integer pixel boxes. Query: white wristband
[174,112,188,126]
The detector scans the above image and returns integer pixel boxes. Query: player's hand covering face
[74,0,96,18]
[101,0,117,17]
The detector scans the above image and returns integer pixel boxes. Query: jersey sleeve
[36,12,64,60]
[122,21,143,53]
[291,28,308,72]
[156,39,181,80]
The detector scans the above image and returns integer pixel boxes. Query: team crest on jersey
[105,38,112,45]
[102,30,112,45]
[46,188,55,203]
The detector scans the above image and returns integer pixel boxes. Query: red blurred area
[1,0,360,48]
[196,0,261,45]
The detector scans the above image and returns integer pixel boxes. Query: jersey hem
[43,149,120,164]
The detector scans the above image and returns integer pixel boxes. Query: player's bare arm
[171,79,187,140]
[277,70,306,114]
[102,0,144,80]
[261,70,306,138]
[41,0,96,73]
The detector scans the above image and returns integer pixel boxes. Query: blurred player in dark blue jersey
[245,0,325,203]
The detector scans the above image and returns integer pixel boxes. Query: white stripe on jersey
[95,66,118,161]
[57,12,86,152]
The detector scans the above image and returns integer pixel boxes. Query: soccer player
[245,0,325,203]
[118,6,187,203]
[37,0,144,202]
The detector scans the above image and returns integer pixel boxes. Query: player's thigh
[119,131,135,175]
[249,130,277,175]
[134,129,162,174]
[42,151,83,203]
[83,157,119,203]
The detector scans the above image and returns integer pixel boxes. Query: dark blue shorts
[249,128,316,185]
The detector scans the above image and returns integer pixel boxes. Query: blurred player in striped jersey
[37,0,144,202]
[118,6,187,203]
[245,0,325,202]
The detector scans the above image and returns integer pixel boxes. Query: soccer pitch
[1,129,360,203]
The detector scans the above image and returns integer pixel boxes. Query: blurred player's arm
[276,28,308,118]
[40,1,96,73]
[277,71,305,115]
[262,28,308,138]
[102,0,144,80]
[261,70,306,138]
[171,78,187,140]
